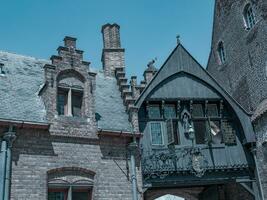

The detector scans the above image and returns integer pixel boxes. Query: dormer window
[217,42,226,65]
[243,3,256,30]
[56,70,85,117]
[57,88,83,117]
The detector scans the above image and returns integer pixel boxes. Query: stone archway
[155,194,185,200]
[144,187,204,200]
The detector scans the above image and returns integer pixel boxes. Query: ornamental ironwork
[141,146,208,180]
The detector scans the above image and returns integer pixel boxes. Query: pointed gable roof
[135,44,255,143]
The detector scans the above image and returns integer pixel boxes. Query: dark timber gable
[135,43,255,144]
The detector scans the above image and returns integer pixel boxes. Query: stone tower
[101,23,125,76]
[207,0,267,198]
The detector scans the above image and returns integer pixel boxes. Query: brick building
[0,1,266,199]
[0,24,142,200]
[207,0,267,199]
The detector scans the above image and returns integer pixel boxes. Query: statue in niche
[181,109,191,132]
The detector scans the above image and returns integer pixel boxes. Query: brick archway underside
[144,187,205,200]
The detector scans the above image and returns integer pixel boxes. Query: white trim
[149,121,164,146]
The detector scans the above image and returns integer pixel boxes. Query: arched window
[217,42,226,65]
[47,167,95,200]
[243,3,256,30]
[57,70,85,117]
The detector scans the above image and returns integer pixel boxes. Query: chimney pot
[64,36,77,48]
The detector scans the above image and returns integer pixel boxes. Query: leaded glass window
[222,120,236,145]
[48,190,67,200]
[217,42,226,65]
[57,89,68,115]
[164,104,176,119]
[207,104,218,117]
[150,122,163,145]
[72,90,83,117]
[148,105,161,119]
[166,119,174,144]
[193,121,206,144]
[244,3,256,30]
[192,104,204,117]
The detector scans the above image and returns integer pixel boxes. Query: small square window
[207,104,218,117]
[192,104,204,117]
[164,104,176,119]
[148,105,161,119]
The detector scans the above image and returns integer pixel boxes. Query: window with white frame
[243,3,256,30]
[217,42,226,65]
[57,87,83,117]
[57,72,84,117]
[150,122,164,145]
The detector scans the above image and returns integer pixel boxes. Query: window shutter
[166,119,175,145]
[205,118,212,144]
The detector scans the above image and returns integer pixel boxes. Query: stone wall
[207,0,267,112]
[10,128,141,200]
[207,0,267,197]
[253,113,267,198]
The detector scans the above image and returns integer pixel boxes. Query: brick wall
[207,1,267,197]
[207,0,267,112]
[10,128,141,200]
[253,113,267,198]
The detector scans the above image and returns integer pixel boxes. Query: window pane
[164,105,176,119]
[222,120,236,145]
[210,121,223,144]
[192,104,204,117]
[150,122,163,145]
[193,121,206,144]
[173,120,180,145]
[218,42,226,64]
[72,191,90,200]
[48,191,65,200]
[72,90,83,117]
[207,104,218,117]
[166,119,174,144]
[57,89,68,115]
[148,105,161,119]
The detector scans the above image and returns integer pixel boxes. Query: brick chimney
[101,23,125,76]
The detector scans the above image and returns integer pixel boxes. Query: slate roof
[0,51,132,132]
[135,44,255,143]
[251,99,267,122]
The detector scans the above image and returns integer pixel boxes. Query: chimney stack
[101,23,125,76]
[64,36,77,49]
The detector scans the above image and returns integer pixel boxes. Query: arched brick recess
[145,187,204,200]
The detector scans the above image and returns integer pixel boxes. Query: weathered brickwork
[253,113,267,199]
[0,23,143,200]
[10,128,140,200]
[207,0,267,197]
[207,0,267,112]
